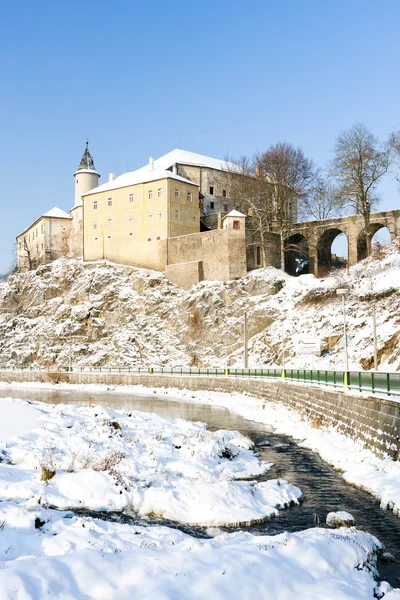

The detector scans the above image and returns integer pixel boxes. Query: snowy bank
[0,513,387,600]
[0,399,301,526]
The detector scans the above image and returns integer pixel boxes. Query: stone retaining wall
[0,371,398,459]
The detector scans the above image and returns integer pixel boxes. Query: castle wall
[164,261,204,289]
[167,228,247,281]
[68,205,84,258]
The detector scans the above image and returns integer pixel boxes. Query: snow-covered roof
[222,210,247,219]
[16,207,72,239]
[83,165,198,197]
[153,149,237,172]
[42,207,72,219]
[83,148,236,198]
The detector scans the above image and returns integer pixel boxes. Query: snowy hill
[0,240,399,371]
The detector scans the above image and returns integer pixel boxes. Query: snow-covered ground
[0,395,397,599]
[0,238,399,371]
[0,398,302,527]
[8,380,400,519]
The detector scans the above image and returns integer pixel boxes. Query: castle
[17,142,278,287]
[18,142,400,284]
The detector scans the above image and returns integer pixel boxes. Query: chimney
[149,157,154,171]
[173,164,178,175]
[108,173,115,182]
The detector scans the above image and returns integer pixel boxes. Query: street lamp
[278,315,286,379]
[243,312,248,369]
[336,287,350,382]
[372,303,378,371]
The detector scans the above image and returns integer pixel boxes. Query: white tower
[74,140,100,206]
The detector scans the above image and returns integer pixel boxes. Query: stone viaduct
[282,208,400,276]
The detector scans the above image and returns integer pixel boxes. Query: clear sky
[1,0,399,272]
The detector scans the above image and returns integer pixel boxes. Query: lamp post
[336,287,350,385]
[244,312,248,369]
[279,315,286,379]
[372,303,378,371]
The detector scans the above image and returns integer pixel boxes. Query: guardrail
[0,366,398,398]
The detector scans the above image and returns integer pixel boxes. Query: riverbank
[0,393,395,599]
[1,379,399,520]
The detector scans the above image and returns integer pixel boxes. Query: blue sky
[1,0,399,271]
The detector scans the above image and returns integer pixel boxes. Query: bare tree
[330,123,392,256]
[259,142,316,270]
[20,237,35,270]
[388,130,400,185]
[299,177,343,221]
[225,155,275,267]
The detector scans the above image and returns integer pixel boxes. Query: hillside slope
[0,241,399,371]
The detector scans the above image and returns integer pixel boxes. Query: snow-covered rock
[0,238,399,370]
[326,510,355,527]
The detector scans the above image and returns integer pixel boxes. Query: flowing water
[1,386,400,586]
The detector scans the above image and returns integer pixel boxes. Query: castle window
[148,211,153,221]
[209,186,214,195]
[129,193,134,202]
[187,192,192,202]
[41,224,43,234]
[233,220,240,229]
[93,201,98,210]
[223,189,227,198]
[108,198,112,206]
[193,216,196,222]
[256,246,261,265]
[129,215,133,224]
[148,238,152,242]
[175,209,179,219]
[210,201,215,210]
[158,188,162,197]
[148,190,153,199]
[108,219,112,228]
[76,179,79,184]
[175,188,180,198]
[36,228,38,237]
[158,210,162,219]
[223,204,228,213]
[93,221,97,230]
[157,236,160,240]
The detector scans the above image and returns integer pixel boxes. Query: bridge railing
[0,365,398,398]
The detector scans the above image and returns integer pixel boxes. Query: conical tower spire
[77,139,97,172]
[74,140,100,207]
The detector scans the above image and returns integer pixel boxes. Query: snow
[222,209,247,218]
[0,398,303,526]
[0,515,386,600]
[326,511,355,527]
[0,397,394,599]
[0,398,40,441]
[41,207,72,219]
[23,380,400,523]
[84,164,198,196]
[153,148,237,173]
[1,240,400,371]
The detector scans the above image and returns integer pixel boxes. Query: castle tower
[74,141,100,206]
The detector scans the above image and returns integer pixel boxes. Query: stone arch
[317,228,348,277]
[284,233,309,276]
[357,223,392,262]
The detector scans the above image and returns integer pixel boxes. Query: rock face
[0,240,399,370]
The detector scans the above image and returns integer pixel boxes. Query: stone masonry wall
[0,371,398,459]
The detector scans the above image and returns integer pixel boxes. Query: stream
[2,386,400,587]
